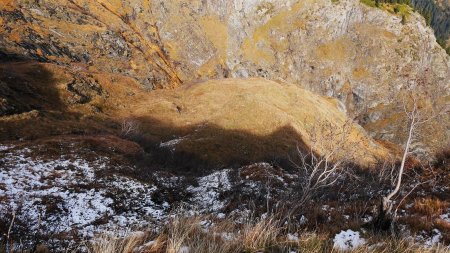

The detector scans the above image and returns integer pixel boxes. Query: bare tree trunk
[386,116,415,203]
[374,107,416,231]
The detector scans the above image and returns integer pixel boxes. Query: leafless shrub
[290,119,357,206]
[120,118,140,138]
[292,148,344,206]
[377,160,398,185]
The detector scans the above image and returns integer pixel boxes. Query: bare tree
[376,70,449,230]
[5,212,15,253]
[380,96,422,221]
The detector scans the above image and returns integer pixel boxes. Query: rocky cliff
[0,0,449,157]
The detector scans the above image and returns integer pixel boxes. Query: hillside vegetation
[0,62,390,169]
[0,0,449,252]
[1,0,449,156]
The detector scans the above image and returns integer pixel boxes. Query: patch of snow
[261,212,268,219]
[299,215,308,225]
[187,169,232,212]
[159,136,186,151]
[333,229,366,251]
[362,215,373,223]
[416,229,445,248]
[178,246,190,253]
[219,232,236,241]
[424,229,442,247]
[287,233,299,242]
[0,144,14,151]
[439,210,450,223]
[199,219,213,232]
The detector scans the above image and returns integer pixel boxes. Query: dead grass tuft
[162,215,239,253]
[241,216,282,252]
[6,211,450,253]
[412,197,449,217]
[88,232,146,253]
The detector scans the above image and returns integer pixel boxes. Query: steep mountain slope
[0,0,448,157]
[0,61,389,168]
[148,0,449,156]
[1,1,450,249]
[0,60,395,245]
[0,0,182,88]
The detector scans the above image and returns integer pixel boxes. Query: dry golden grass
[435,218,450,235]
[138,215,240,253]
[240,216,282,251]
[349,240,450,253]
[89,232,146,253]
[86,215,283,253]
[316,37,354,62]
[3,207,448,253]
[413,198,449,217]
[84,214,450,253]
[129,78,392,167]
[0,61,392,169]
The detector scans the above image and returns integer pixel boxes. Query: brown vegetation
[413,198,449,217]
[83,214,450,253]
[0,61,392,172]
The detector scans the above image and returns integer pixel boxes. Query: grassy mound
[127,78,391,168]
[0,62,391,169]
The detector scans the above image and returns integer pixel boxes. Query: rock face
[0,0,182,89]
[0,0,449,156]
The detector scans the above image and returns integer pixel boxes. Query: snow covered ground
[0,143,448,250]
[0,145,168,239]
[440,209,450,223]
[0,143,246,243]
